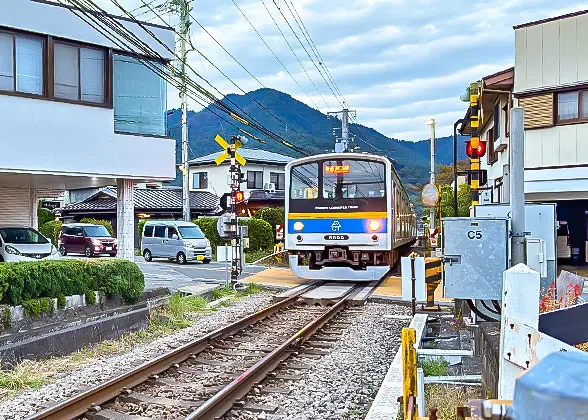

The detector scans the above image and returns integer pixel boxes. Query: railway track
[27,281,380,420]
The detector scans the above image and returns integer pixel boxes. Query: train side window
[290,163,319,199]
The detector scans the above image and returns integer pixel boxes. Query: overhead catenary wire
[260,0,331,109]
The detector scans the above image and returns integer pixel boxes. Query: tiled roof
[247,190,285,202]
[188,148,294,166]
[61,188,220,213]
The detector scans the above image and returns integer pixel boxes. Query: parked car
[142,220,212,264]
[58,223,117,257]
[557,221,572,259]
[0,226,60,262]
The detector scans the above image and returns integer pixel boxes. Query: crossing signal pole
[228,136,247,286]
[468,82,481,206]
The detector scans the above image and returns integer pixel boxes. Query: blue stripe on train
[287,218,387,234]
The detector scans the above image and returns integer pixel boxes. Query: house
[0,1,176,260]
[58,187,220,248]
[188,148,294,214]
[461,10,588,262]
[460,68,514,205]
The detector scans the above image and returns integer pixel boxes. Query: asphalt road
[62,254,268,292]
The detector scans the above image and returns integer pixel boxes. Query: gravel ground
[229,302,411,420]
[0,293,274,420]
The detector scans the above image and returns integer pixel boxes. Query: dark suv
[58,223,117,257]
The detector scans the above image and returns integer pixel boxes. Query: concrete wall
[515,14,588,92]
[3,0,175,59]
[0,95,176,180]
[189,163,286,199]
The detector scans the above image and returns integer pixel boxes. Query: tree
[438,183,471,218]
[436,161,470,185]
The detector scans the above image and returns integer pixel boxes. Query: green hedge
[39,220,62,247]
[253,207,284,239]
[37,207,54,225]
[80,218,114,236]
[0,259,144,306]
[138,220,147,249]
[192,217,273,252]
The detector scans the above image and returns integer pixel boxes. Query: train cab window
[322,160,385,199]
[290,163,319,199]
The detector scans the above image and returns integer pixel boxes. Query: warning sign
[276,224,284,241]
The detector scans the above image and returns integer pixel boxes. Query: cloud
[95,0,587,140]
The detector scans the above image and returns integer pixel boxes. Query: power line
[260,0,331,109]
[272,0,344,109]
[58,0,309,155]
[282,0,347,105]
[229,0,321,111]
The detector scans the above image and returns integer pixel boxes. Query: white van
[141,221,212,264]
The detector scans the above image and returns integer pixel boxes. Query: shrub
[57,293,66,309]
[253,207,284,239]
[137,220,147,249]
[22,299,41,318]
[0,259,144,306]
[85,290,96,306]
[39,220,62,247]
[239,218,274,251]
[1,306,11,329]
[39,297,55,316]
[80,218,114,236]
[37,207,54,225]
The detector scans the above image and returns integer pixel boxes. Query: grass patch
[0,361,47,397]
[419,358,450,377]
[425,384,480,420]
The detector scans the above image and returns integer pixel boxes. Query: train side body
[285,152,416,281]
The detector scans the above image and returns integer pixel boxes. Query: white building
[188,148,294,198]
[0,0,176,259]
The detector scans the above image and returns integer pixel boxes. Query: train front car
[285,153,394,281]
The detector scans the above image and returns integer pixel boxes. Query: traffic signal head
[233,190,245,204]
[465,140,486,158]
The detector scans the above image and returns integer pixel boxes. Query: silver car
[141,221,212,264]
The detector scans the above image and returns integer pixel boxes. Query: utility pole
[328,109,356,152]
[510,107,526,265]
[179,0,191,222]
[425,119,436,232]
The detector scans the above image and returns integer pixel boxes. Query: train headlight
[293,221,304,231]
[368,219,382,232]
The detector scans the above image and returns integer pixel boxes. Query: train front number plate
[324,235,349,240]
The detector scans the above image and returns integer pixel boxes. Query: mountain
[166,88,467,191]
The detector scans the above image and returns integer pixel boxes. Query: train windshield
[322,160,385,200]
[290,162,319,199]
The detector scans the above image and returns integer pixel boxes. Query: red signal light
[233,191,245,204]
[465,140,487,158]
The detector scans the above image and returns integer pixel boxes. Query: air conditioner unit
[264,183,276,192]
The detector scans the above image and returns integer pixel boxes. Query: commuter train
[285,152,417,281]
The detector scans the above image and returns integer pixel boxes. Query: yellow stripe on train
[288,212,388,219]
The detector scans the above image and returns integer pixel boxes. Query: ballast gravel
[229,302,411,420]
[0,293,274,420]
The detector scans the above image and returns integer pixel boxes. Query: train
[284,152,417,281]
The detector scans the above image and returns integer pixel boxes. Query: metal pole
[510,107,526,265]
[453,119,465,216]
[429,119,436,231]
[180,0,191,222]
[341,108,349,151]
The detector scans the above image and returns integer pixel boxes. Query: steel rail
[26,282,320,420]
[185,286,358,420]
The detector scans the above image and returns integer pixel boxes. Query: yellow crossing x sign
[214,134,247,166]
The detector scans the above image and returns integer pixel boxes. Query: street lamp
[424,119,436,232]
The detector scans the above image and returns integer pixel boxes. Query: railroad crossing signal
[214,134,247,166]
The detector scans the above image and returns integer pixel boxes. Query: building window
[113,54,166,136]
[247,171,263,189]
[54,42,105,103]
[493,103,500,140]
[557,91,579,121]
[192,172,208,189]
[0,31,43,95]
[270,172,285,190]
[487,127,497,165]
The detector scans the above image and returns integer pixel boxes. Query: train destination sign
[325,164,350,174]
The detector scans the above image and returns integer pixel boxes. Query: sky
[95,0,588,141]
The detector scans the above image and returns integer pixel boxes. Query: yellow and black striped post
[469,82,480,206]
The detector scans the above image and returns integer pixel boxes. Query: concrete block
[66,294,84,308]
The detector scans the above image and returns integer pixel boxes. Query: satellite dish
[421,184,439,207]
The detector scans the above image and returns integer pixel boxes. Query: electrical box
[443,217,508,300]
[525,238,547,278]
